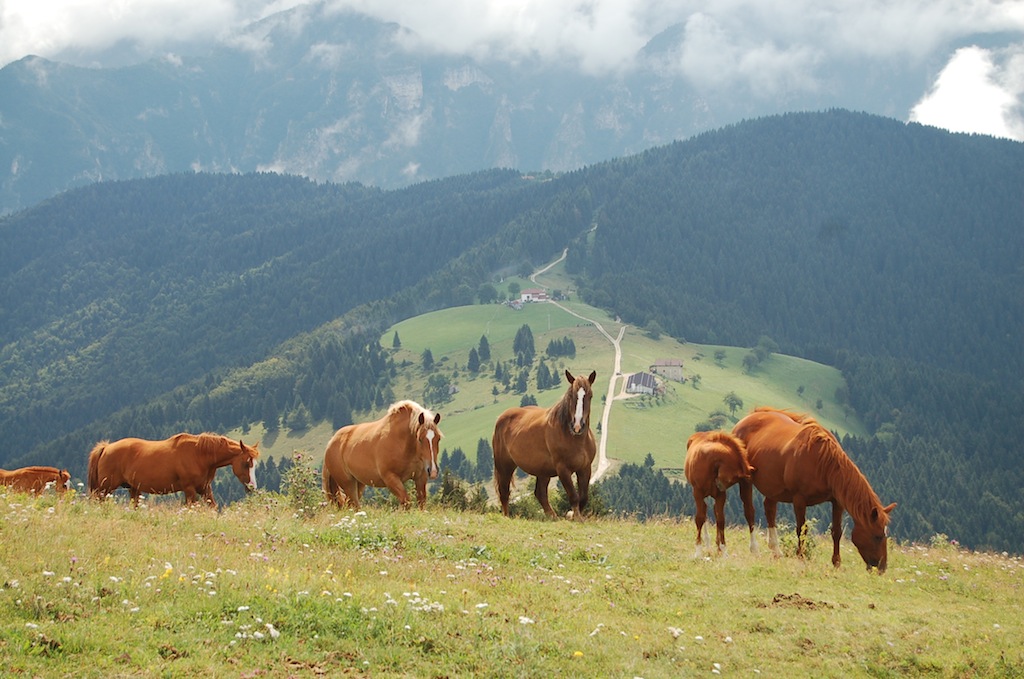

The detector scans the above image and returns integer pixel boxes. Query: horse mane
[752,406,814,424]
[701,430,750,464]
[799,424,887,527]
[387,400,436,430]
[196,433,227,455]
[549,383,578,430]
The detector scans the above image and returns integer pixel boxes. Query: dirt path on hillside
[531,248,623,482]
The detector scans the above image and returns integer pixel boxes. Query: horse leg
[692,490,707,558]
[493,460,516,517]
[555,465,583,519]
[415,472,428,510]
[534,475,557,518]
[382,474,411,509]
[830,500,844,568]
[576,464,592,516]
[713,492,728,554]
[793,500,808,558]
[324,474,343,507]
[339,478,361,510]
[764,499,781,556]
[739,479,759,553]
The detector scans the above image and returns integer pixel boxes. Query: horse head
[416,411,443,479]
[713,434,754,491]
[850,502,897,572]
[59,469,71,493]
[230,440,260,491]
[565,370,597,436]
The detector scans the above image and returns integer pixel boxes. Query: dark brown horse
[684,431,756,556]
[0,466,71,495]
[493,370,597,519]
[732,407,896,571]
[87,433,259,507]
[322,400,442,510]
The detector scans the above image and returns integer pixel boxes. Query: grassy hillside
[241,262,864,481]
[2,490,1021,677]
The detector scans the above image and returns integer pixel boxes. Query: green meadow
[248,268,863,480]
[2,491,1021,677]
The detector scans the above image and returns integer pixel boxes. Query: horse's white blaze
[425,429,438,476]
[573,386,586,431]
[248,460,258,490]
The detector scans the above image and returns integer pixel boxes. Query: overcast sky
[2,0,1023,140]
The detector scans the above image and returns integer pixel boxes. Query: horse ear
[565,369,574,384]
[433,412,441,425]
[883,502,897,514]
[588,370,597,384]
[418,412,426,425]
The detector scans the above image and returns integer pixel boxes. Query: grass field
[2,490,1021,677]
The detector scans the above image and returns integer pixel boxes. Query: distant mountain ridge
[0,2,937,215]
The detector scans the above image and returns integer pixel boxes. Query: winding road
[531,249,624,482]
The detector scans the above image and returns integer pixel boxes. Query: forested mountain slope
[1,110,1021,549]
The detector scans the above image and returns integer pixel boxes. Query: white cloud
[1,0,1023,139]
[911,45,1024,140]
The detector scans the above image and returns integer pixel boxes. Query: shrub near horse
[684,431,757,557]
[493,370,597,520]
[88,434,259,507]
[0,466,71,495]
[322,400,442,510]
[732,407,897,572]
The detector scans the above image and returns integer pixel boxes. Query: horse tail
[87,442,107,497]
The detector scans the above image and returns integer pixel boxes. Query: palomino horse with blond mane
[88,433,259,507]
[0,466,71,495]
[322,399,442,510]
[732,407,896,571]
[684,431,756,556]
[493,370,597,519]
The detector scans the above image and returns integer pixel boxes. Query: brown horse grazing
[732,407,897,572]
[87,434,259,507]
[0,466,71,495]
[322,400,442,510]
[493,370,597,519]
[684,431,757,557]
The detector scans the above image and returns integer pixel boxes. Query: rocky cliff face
[0,4,921,215]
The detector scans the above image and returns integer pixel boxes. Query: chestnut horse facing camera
[732,407,896,572]
[493,369,597,520]
[0,466,71,495]
[322,399,442,510]
[684,431,757,557]
[87,434,259,507]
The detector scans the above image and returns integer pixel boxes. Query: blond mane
[387,400,437,431]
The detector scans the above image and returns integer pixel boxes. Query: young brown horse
[732,407,897,571]
[684,431,756,557]
[87,433,259,507]
[322,400,442,510]
[0,466,71,495]
[493,370,597,519]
